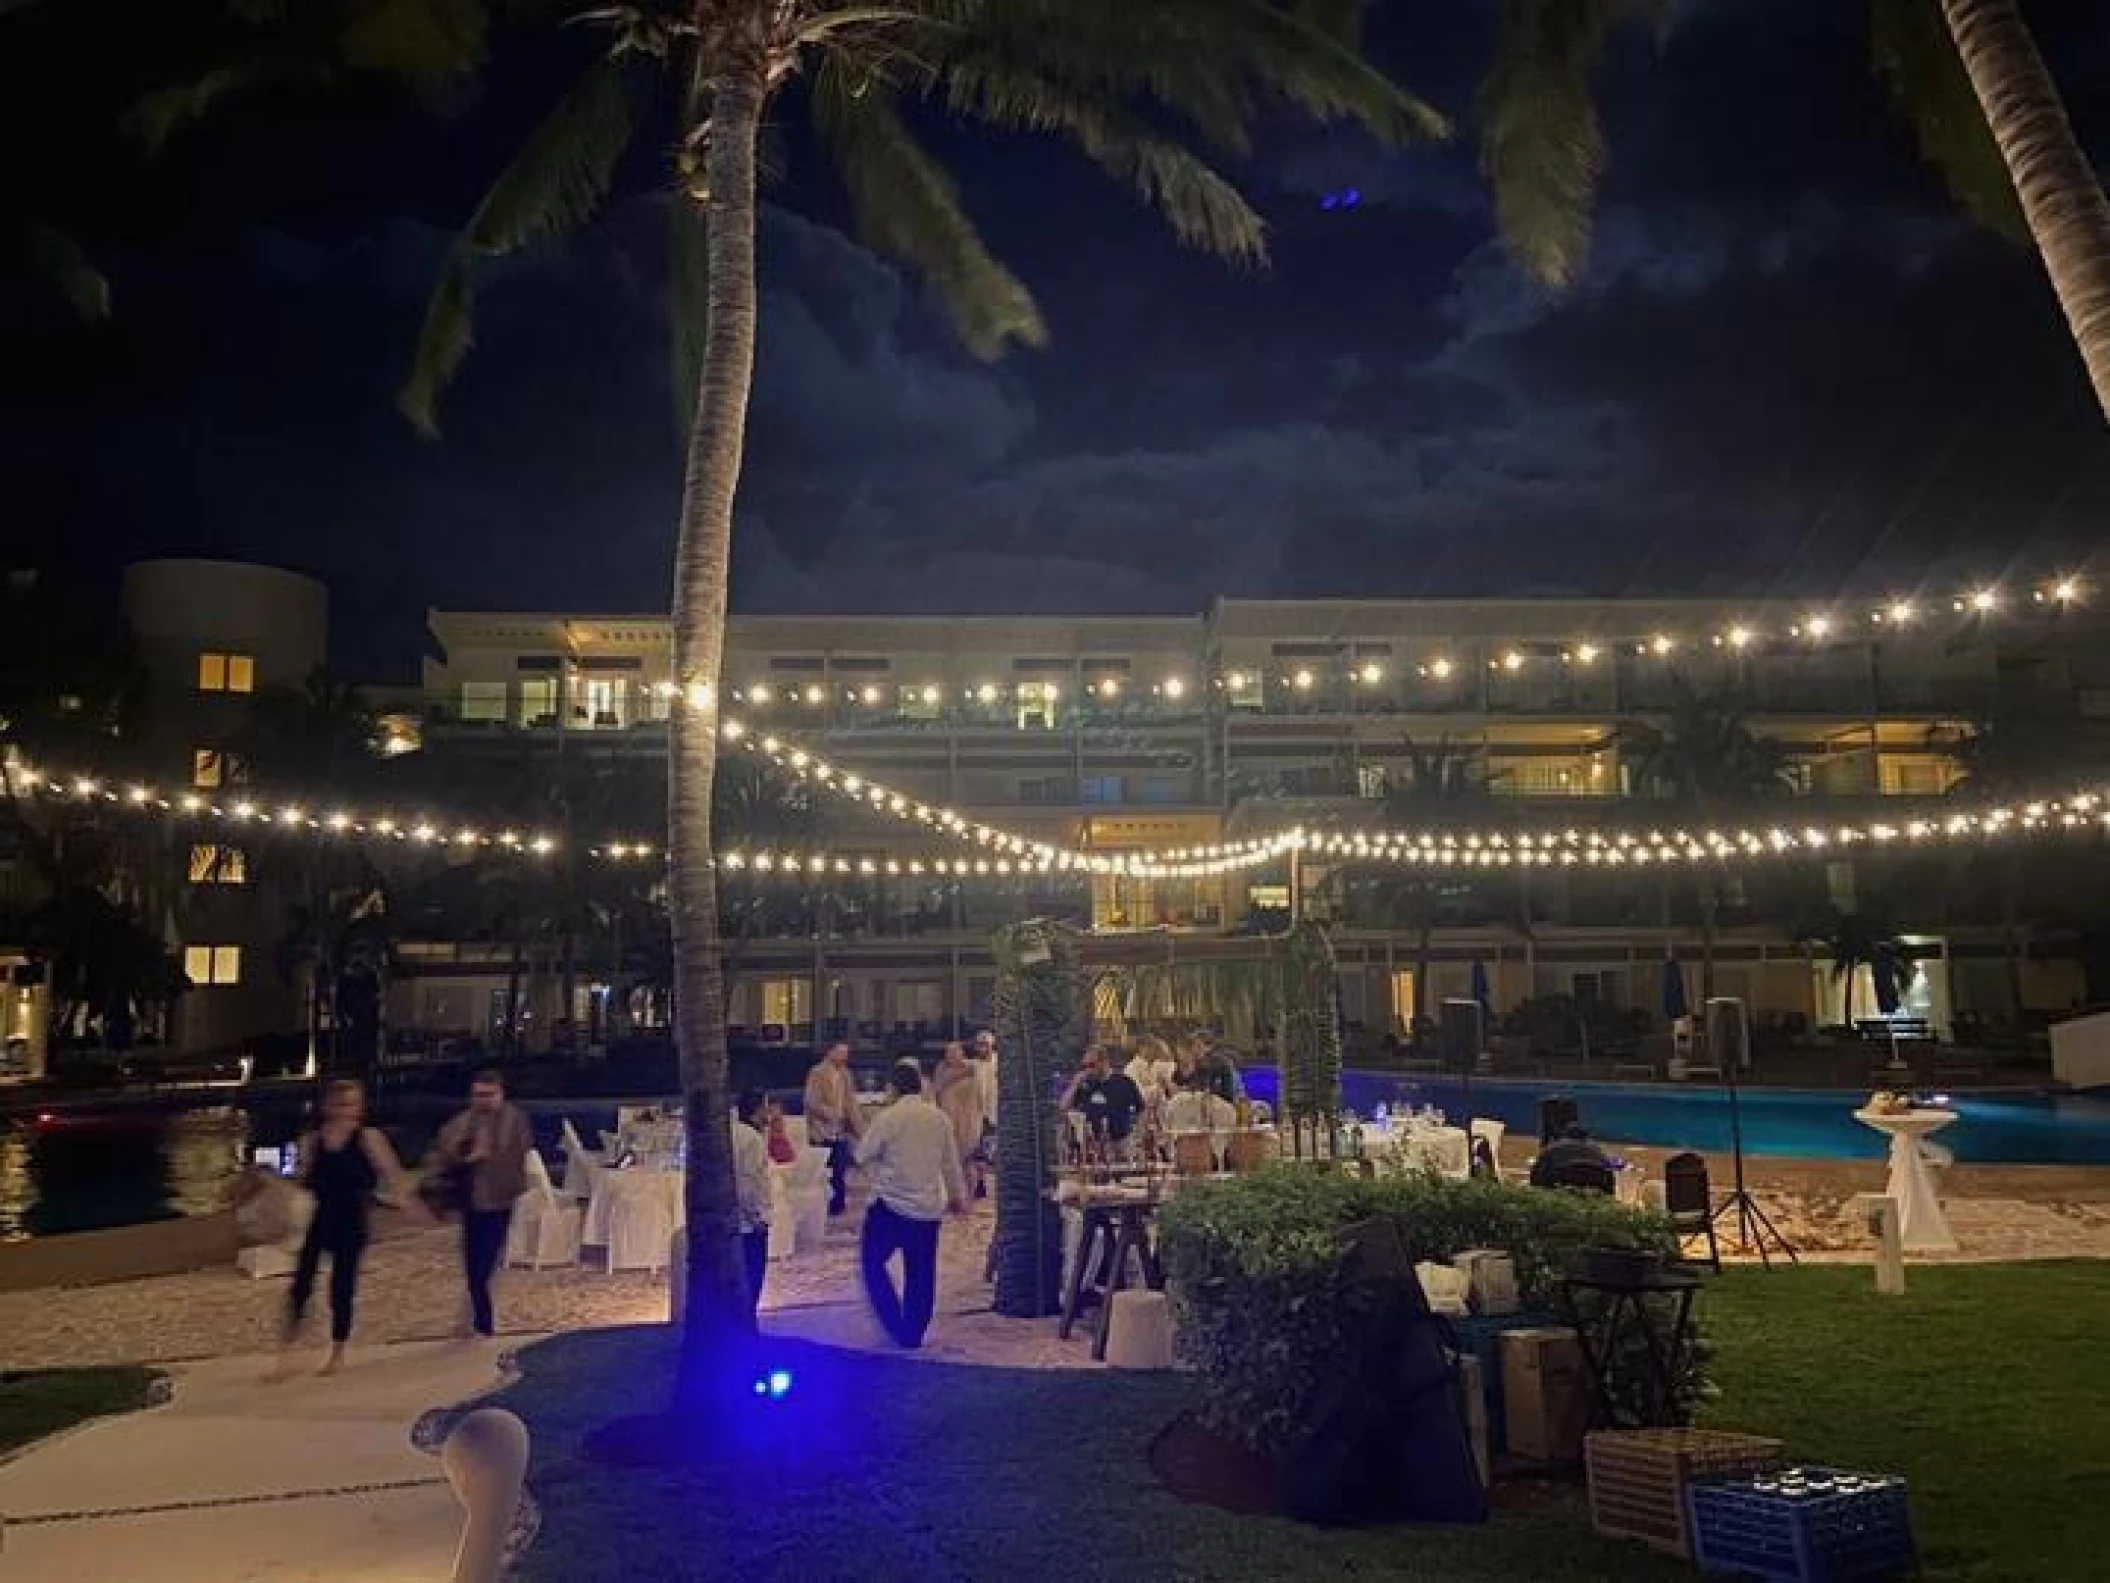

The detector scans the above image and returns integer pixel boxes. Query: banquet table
[1366,1124,1471,1177]
[582,1166,686,1247]
[1853,1107,1958,1253]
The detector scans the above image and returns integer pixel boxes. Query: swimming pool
[1240,1070,2110,1165]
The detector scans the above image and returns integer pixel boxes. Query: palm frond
[811,59,1045,359]
[910,0,1444,155]
[22,224,112,321]
[934,55,1266,263]
[127,61,283,154]
[1477,0,1653,291]
[338,0,489,97]
[399,56,636,435]
[1869,0,2027,243]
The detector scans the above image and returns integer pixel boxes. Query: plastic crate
[1585,1428,1786,1558]
[1689,1467,1917,1581]
[1445,1312,1554,1452]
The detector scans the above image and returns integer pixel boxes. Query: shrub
[1156,1166,1682,1455]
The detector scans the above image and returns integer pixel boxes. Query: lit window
[1015,681,1061,731]
[197,652,255,694]
[459,682,508,723]
[188,845,248,884]
[183,945,242,986]
[193,750,221,789]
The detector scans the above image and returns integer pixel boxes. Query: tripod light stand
[1704,997,1796,1268]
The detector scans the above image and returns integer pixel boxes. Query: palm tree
[1931,703,2110,1018]
[1335,736,1505,1046]
[1875,0,2110,417]
[400,2,1455,1376]
[1805,904,1911,1029]
[1610,682,1795,1000]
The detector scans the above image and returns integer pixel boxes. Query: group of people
[274,1068,532,1377]
[1057,1030,1247,1149]
[791,1032,995,1348]
[274,1025,1250,1370]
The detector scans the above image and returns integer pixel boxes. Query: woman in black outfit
[275,1079,416,1377]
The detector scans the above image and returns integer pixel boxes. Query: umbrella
[1469,959,1492,1016]
[1661,955,1690,1022]
[1872,950,1904,1017]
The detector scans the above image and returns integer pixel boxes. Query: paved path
[0,1340,511,1581]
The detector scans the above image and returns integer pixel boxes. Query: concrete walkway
[0,1339,513,1581]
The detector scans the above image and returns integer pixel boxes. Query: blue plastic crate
[1444,1311,1554,1453]
[1689,1466,1917,1582]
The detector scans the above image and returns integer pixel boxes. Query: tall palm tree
[1610,682,1795,999]
[400,2,1449,1374]
[1875,0,2110,418]
[1337,736,1505,1045]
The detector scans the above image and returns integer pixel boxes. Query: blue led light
[767,1370,794,1398]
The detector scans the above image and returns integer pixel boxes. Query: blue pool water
[1241,1069,2110,1166]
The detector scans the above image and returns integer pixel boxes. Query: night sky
[6,0,2109,678]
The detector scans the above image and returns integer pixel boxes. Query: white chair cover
[1469,1117,1506,1164]
[784,1146,830,1255]
[506,1170,584,1270]
[607,1187,674,1274]
[780,1114,810,1151]
[558,1118,603,1200]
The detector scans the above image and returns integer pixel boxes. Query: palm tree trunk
[670,63,769,1388]
[1698,882,1719,1005]
[1941,0,2110,417]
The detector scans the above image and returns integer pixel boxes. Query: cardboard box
[1449,1351,1491,1488]
[1502,1326,1588,1464]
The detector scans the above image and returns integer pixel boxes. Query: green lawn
[0,1366,164,1457]
[500,1263,2110,1582]
[1699,1261,2110,1583]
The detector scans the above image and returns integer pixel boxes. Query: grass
[1699,1261,2110,1583]
[0,1366,164,1456]
[499,1264,2110,1582]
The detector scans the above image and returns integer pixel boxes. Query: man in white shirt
[855,1061,968,1348]
[731,1090,774,1325]
[1163,1070,1238,1134]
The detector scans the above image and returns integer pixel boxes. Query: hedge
[1156,1166,1685,1455]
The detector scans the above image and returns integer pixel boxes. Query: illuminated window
[517,677,559,727]
[1015,681,1061,730]
[193,749,222,789]
[197,652,255,693]
[183,945,242,986]
[188,844,247,884]
[459,682,508,722]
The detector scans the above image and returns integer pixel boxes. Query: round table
[1853,1107,1957,1253]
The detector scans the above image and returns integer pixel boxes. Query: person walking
[275,1079,416,1377]
[429,1069,532,1341]
[856,1061,967,1349]
[802,1041,864,1216]
[732,1088,774,1324]
[932,1040,985,1199]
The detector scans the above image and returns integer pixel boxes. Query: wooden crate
[1585,1428,1786,1558]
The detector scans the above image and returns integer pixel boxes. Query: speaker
[1704,997,1750,1072]
[1438,999,1483,1072]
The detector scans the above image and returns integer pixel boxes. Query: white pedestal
[1853,1109,1958,1253]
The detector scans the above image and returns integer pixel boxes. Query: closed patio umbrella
[1469,958,1491,1017]
[1661,955,1690,1022]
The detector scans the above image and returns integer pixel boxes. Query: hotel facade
[390,592,2110,1053]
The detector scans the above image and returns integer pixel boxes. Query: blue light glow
[767,1369,794,1398]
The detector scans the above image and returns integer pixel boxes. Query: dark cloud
[8,0,2109,675]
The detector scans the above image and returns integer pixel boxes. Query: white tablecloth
[1854,1107,1958,1252]
[582,1168,685,1246]
[1368,1125,1471,1177]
